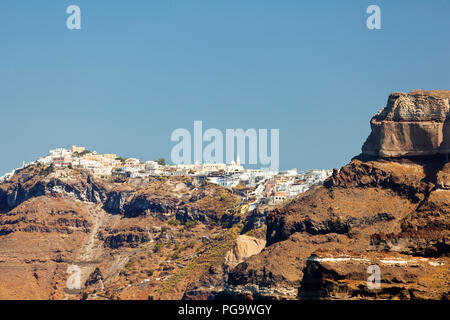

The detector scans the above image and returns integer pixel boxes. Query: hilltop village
[0,145,332,207]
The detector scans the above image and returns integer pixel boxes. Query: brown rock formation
[222,159,449,300]
[221,90,450,300]
[362,90,450,157]
[224,235,266,269]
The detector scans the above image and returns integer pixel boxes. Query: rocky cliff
[0,166,244,300]
[220,90,449,300]
[0,166,240,225]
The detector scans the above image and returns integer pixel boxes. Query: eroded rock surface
[0,167,242,300]
[362,90,450,157]
[224,235,266,269]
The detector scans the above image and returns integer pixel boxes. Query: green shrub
[183,220,198,230]
[116,156,127,163]
[156,158,166,165]
[167,218,180,226]
[39,165,55,176]
[153,242,163,253]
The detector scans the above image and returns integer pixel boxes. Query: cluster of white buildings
[33,146,246,179]
[1,146,332,206]
[261,169,333,205]
[209,168,333,206]
[37,146,126,177]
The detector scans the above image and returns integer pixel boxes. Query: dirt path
[63,203,109,299]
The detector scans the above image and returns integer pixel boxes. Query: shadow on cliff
[354,151,447,212]
[355,153,447,181]
[439,116,449,162]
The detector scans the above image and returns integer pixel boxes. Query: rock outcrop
[362,90,450,157]
[299,252,448,300]
[224,235,266,269]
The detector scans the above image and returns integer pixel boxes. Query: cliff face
[222,161,449,300]
[221,90,450,300]
[0,166,240,225]
[224,235,266,269]
[362,90,450,157]
[0,167,243,300]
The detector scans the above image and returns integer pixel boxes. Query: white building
[37,155,53,165]
[73,159,101,169]
[92,167,113,176]
[213,175,240,188]
[226,155,244,172]
[145,161,160,170]
[53,156,72,167]
[279,168,298,176]
[201,163,227,173]
[125,158,141,167]
[49,148,71,157]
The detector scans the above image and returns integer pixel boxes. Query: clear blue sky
[1,0,449,173]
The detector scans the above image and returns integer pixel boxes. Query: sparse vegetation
[183,220,198,230]
[39,165,55,176]
[245,226,267,240]
[167,218,180,226]
[116,156,127,163]
[155,226,241,298]
[182,241,195,250]
[74,150,91,157]
[153,242,164,253]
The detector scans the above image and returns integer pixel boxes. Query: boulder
[224,235,266,269]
